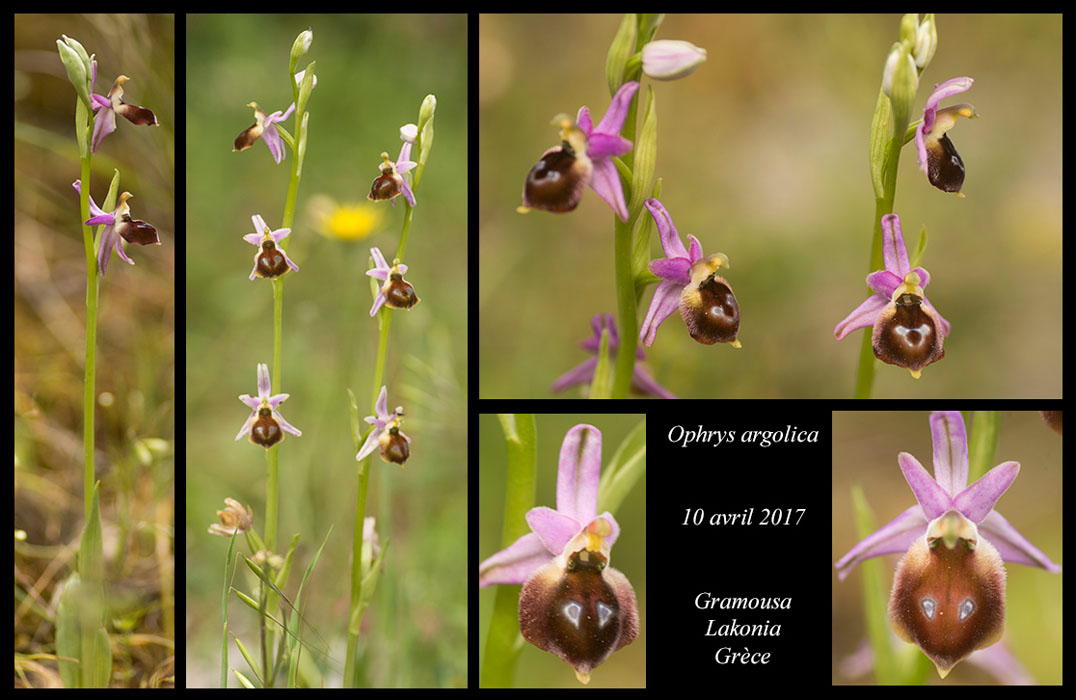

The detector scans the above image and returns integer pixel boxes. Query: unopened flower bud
[290,28,313,74]
[882,43,918,122]
[641,39,707,81]
[915,15,937,69]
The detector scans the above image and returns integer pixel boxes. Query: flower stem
[854,111,908,399]
[611,215,637,398]
[79,135,97,521]
[480,414,537,688]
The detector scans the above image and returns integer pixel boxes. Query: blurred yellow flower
[307,193,385,241]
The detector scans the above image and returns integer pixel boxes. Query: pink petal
[929,411,969,496]
[555,424,602,524]
[897,451,953,519]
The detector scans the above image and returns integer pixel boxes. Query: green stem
[854,108,908,399]
[80,151,98,520]
[480,415,537,688]
[611,215,637,398]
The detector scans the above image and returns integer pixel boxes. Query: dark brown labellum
[378,426,410,464]
[117,215,160,246]
[681,274,740,345]
[250,406,283,448]
[889,521,1006,677]
[369,172,402,201]
[522,144,587,214]
[255,240,289,279]
[519,546,638,682]
[927,133,966,193]
[1041,411,1062,435]
[383,274,419,310]
[873,293,944,371]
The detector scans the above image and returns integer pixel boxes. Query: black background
[647,402,830,683]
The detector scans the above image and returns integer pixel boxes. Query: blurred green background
[14,13,175,688]
[478,14,1062,398]
[831,411,1062,684]
[184,15,467,687]
[478,414,647,688]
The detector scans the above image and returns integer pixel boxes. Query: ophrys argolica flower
[243,214,299,280]
[479,424,638,684]
[356,385,410,465]
[520,81,639,223]
[915,77,978,195]
[235,363,301,448]
[72,179,160,276]
[90,69,158,153]
[639,198,740,348]
[233,70,317,164]
[367,140,417,207]
[835,411,1061,677]
[366,247,419,315]
[834,213,949,378]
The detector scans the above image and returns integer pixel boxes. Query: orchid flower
[233,70,316,164]
[366,247,418,316]
[367,139,417,207]
[915,77,977,194]
[479,424,638,684]
[834,213,949,378]
[835,411,1060,677]
[641,40,707,80]
[90,66,157,153]
[639,198,740,347]
[72,179,160,276]
[243,214,298,280]
[235,363,301,448]
[520,81,639,222]
[552,313,676,399]
[356,385,410,465]
[208,497,254,537]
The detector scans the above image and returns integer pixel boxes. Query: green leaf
[89,626,112,687]
[232,632,264,686]
[868,88,892,199]
[296,61,315,116]
[605,14,637,96]
[232,668,256,688]
[629,86,657,222]
[287,526,333,685]
[78,482,104,584]
[909,224,927,269]
[597,418,646,515]
[75,97,90,159]
[296,112,310,178]
[966,411,1000,482]
[588,329,613,399]
[637,14,665,45]
[55,574,82,688]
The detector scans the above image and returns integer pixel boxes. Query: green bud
[882,43,918,125]
[56,38,92,109]
[289,27,313,74]
[61,35,93,71]
[418,94,436,167]
[915,14,937,69]
[899,13,919,49]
